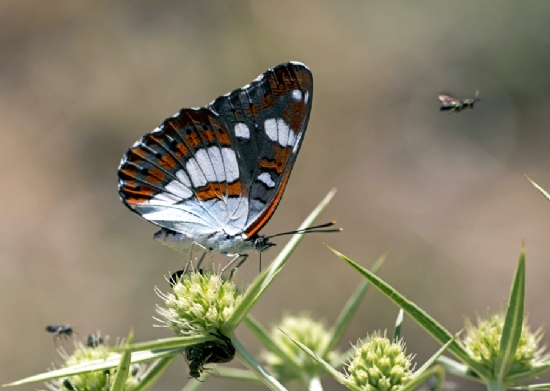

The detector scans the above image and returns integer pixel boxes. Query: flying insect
[439,90,480,113]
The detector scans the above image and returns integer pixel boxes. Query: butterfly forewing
[208,62,313,237]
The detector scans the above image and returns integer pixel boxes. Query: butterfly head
[251,235,276,253]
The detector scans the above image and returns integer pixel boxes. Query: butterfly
[118,62,314,272]
[439,90,480,113]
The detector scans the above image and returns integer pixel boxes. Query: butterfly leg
[196,252,207,271]
[223,254,249,280]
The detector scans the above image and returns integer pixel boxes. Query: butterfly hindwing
[208,62,313,237]
[118,107,249,234]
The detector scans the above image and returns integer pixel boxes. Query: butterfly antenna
[266,221,342,239]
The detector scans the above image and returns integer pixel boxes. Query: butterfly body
[153,227,272,255]
[118,62,313,262]
[439,90,480,113]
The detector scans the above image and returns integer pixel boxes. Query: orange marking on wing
[158,154,177,170]
[294,68,312,88]
[258,145,292,175]
[123,185,155,205]
[246,103,260,117]
[200,128,216,142]
[227,181,246,197]
[260,94,274,110]
[245,169,291,238]
[185,131,202,148]
[195,181,246,201]
[208,115,219,128]
[128,148,147,162]
[216,125,231,145]
[145,134,163,147]
[166,118,182,132]
[268,76,286,102]
[119,167,137,179]
[174,143,189,158]
[146,167,165,184]
[283,102,307,134]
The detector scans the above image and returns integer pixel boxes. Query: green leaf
[506,364,550,384]
[437,356,481,382]
[111,334,212,353]
[180,375,207,391]
[282,331,361,391]
[215,367,259,382]
[4,348,179,386]
[526,176,550,202]
[329,246,491,380]
[414,335,456,377]
[495,245,526,382]
[226,188,337,330]
[393,309,404,343]
[232,335,288,391]
[511,383,550,390]
[323,252,386,356]
[132,355,176,391]
[243,315,302,374]
[110,329,134,391]
[403,366,444,391]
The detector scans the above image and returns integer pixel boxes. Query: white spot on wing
[221,148,239,182]
[165,180,193,199]
[207,147,225,182]
[234,123,250,139]
[257,172,275,188]
[291,89,302,101]
[150,192,182,205]
[287,130,296,147]
[304,91,309,104]
[194,149,217,182]
[263,118,295,147]
[264,118,278,142]
[186,158,207,187]
[176,170,191,187]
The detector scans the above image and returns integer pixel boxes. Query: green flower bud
[463,310,547,373]
[49,334,145,391]
[346,332,413,391]
[156,270,242,336]
[262,314,338,380]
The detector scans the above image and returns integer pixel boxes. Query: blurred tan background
[3,1,550,390]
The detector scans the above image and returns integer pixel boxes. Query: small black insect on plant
[185,331,236,380]
[45,325,74,343]
[86,333,104,348]
[439,90,480,113]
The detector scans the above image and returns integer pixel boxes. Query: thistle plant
[45,332,148,391]
[330,244,550,391]
[261,314,339,380]
[7,188,550,391]
[345,332,414,391]
[462,310,547,375]
[155,270,243,336]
